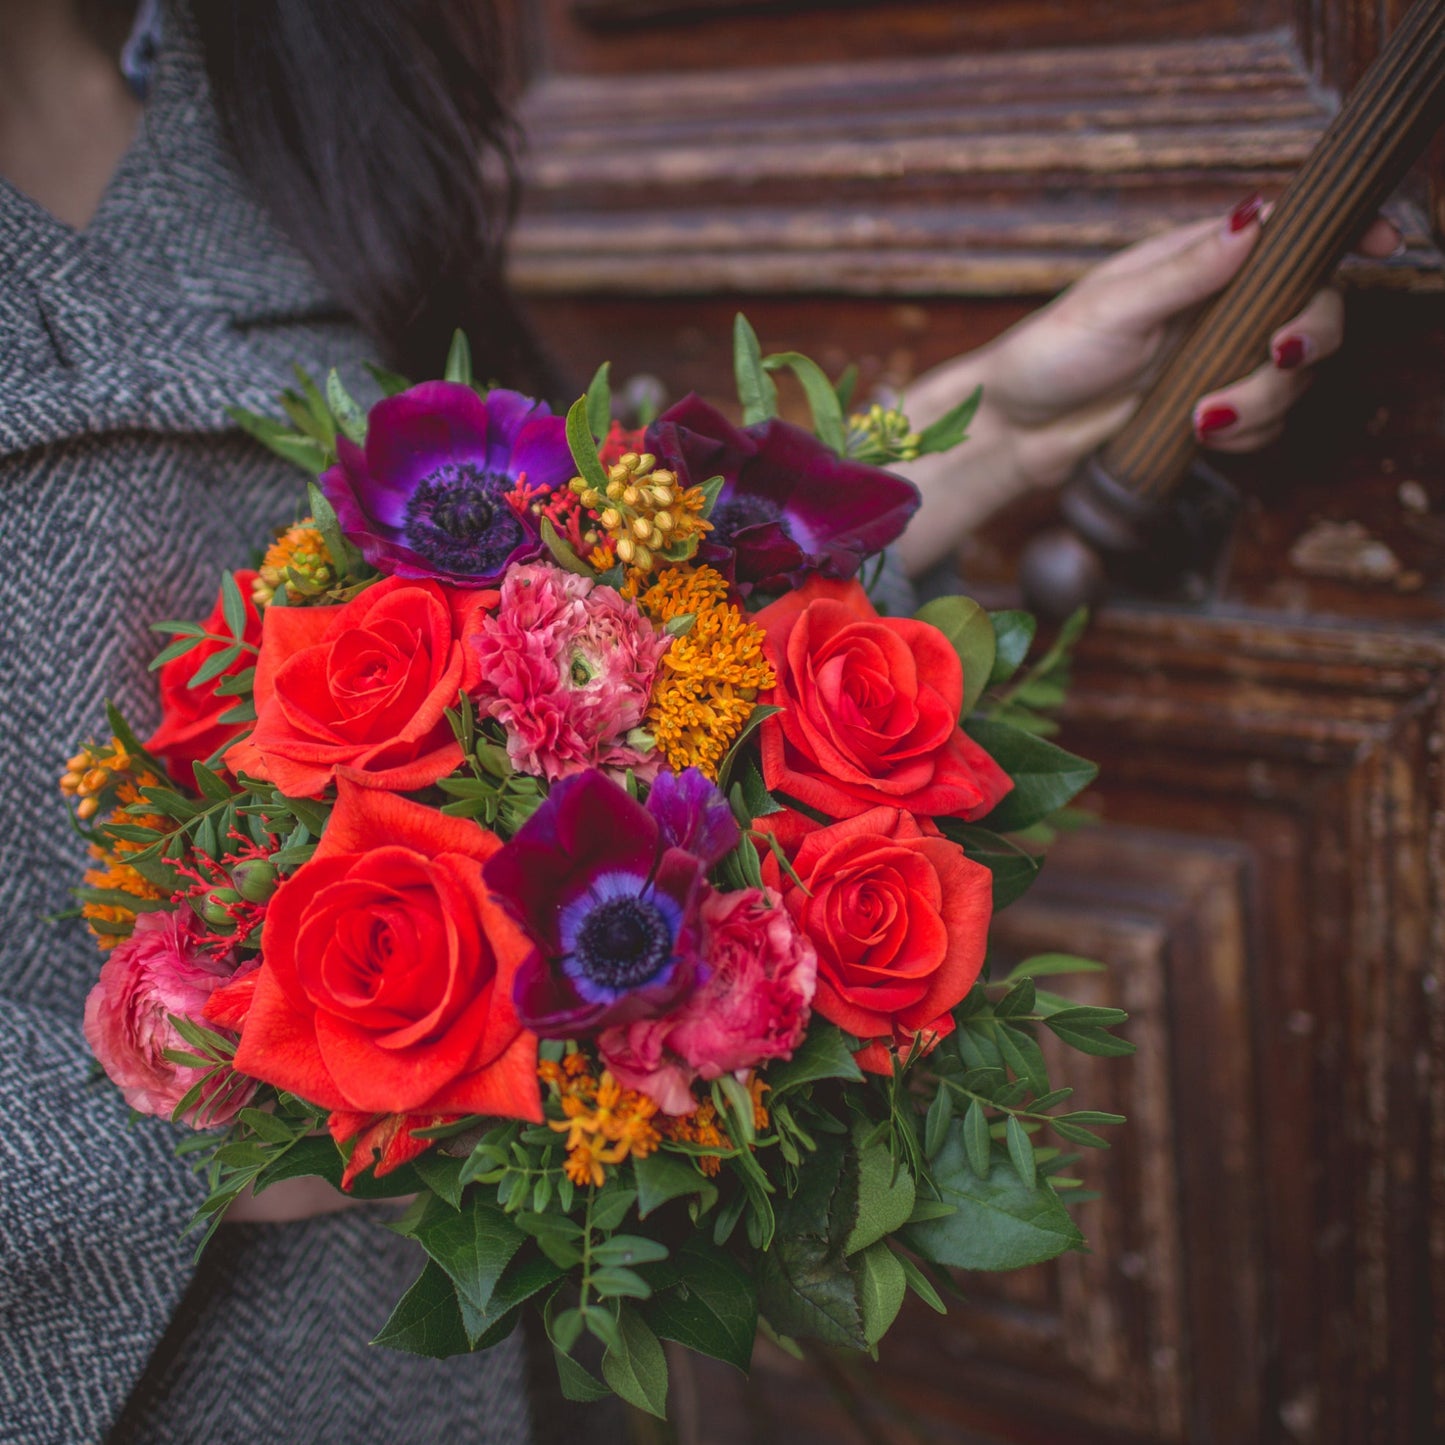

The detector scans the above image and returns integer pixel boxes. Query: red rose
[232,780,540,1131]
[757,806,992,1073]
[146,570,261,786]
[226,575,495,798]
[755,577,1011,822]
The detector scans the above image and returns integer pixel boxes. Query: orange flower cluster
[253,519,335,607]
[81,774,169,950]
[541,1055,661,1188]
[635,566,776,779]
[659,1076,771,1177]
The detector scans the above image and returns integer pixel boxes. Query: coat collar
[0,2,355,459]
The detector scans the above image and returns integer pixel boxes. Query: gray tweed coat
[0,10,537,1444]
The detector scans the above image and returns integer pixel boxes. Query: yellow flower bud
[616,535,636,563]
[77,797,100,821]
[650,469,674,488]
[653,510,675,535]
[622,486,641,507]
[632,516,653,542]
[600,508,622,530]
[606,479,624,501]
[636,454,656,475]
[633,544,653,572]
[82,768,109,795]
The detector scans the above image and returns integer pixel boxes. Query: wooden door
[507,4,1445,1441]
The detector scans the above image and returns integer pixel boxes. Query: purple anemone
[645,768,740,868]
[320,381,575,586]
[644,394,921,597]
[483,770,709,1037]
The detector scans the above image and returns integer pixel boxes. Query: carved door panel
[508,3,1445,1442]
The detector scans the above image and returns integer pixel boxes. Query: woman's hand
[895,199,1402,575]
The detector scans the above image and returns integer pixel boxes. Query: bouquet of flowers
[67,318,1130,1415]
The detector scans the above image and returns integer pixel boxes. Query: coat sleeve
[0,999,205,1445]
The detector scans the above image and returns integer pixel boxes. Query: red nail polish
[1227,194,1263,233]
[1196,405,1239,438]
[1273,335,1307,370]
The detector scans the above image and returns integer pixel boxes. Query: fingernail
[1195,404,1239,438]
[1273,335,1308,370]
[1227,194,1263,234]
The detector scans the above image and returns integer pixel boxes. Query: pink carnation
[599,885,817,1115]
[470,563,671,781]
[83,912,253,1126]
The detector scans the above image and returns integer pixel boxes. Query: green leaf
[444,330,473,386]
[766,1022,863,1095]
[998,953,1105,984]
[411,1151,465,1208]
[540,516,597,578]
[645,1237,757,1374]
[307,479,363,577]
[602,1303,669,1419]
[326,368,367,444]
[1050,1120,1111,1149]
[834,362,859,413]
[1044,1018,1136,1058]
[410,1193,527,1316]
[994,979,1036,1019]
[761,351,847,455]
[546,1291,612,1403]
[1005,1115,1036,1187]
[924,1083,953,1159]
[965,718,1098,834]
[846,1121,916,1254]
[901,1125,1084,1271]
[914,597,996,718]
[459,1250,565,1346]
[995,1022,1050,1094]
[715,703,784,793]
[585,361,612,442]
[935,821,1043,910]
[371,1259,472,1358]
[733,314,777,425]
[914,385,982,455]
[590,1186,638,1233]
[1045,1005,1128,1028]
[987,611,1037,686]
[755,1133,865,1348]
[565,393,609,497]
[227,406,330,475]
[854,1240,907,1348]
[962,1100,991,1179]
[148,635,203,671]
[634,1149,719,1219]
[592,1235,670,1268]
[364,361,413,398]
[895,1249,948,1313]
[590,1267,652,1300]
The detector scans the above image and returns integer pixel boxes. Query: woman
[0,2,1396,1442]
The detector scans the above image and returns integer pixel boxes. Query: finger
[1201,419,1287,455]
[1084,215,1224,282]
[1069,195,1264,337]
[1193,363,1314,444]
[1356,215,1404,258]
[1269,286,1344,371]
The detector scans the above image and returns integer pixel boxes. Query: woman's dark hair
[190,1,561,395]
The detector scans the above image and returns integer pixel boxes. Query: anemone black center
[573,895,673,993]
[709,493,785,546]
[403,461,524,577]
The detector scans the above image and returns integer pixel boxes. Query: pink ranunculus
[83,912,253,1126]
[599,885,817,1114]
[470,563,671,782]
